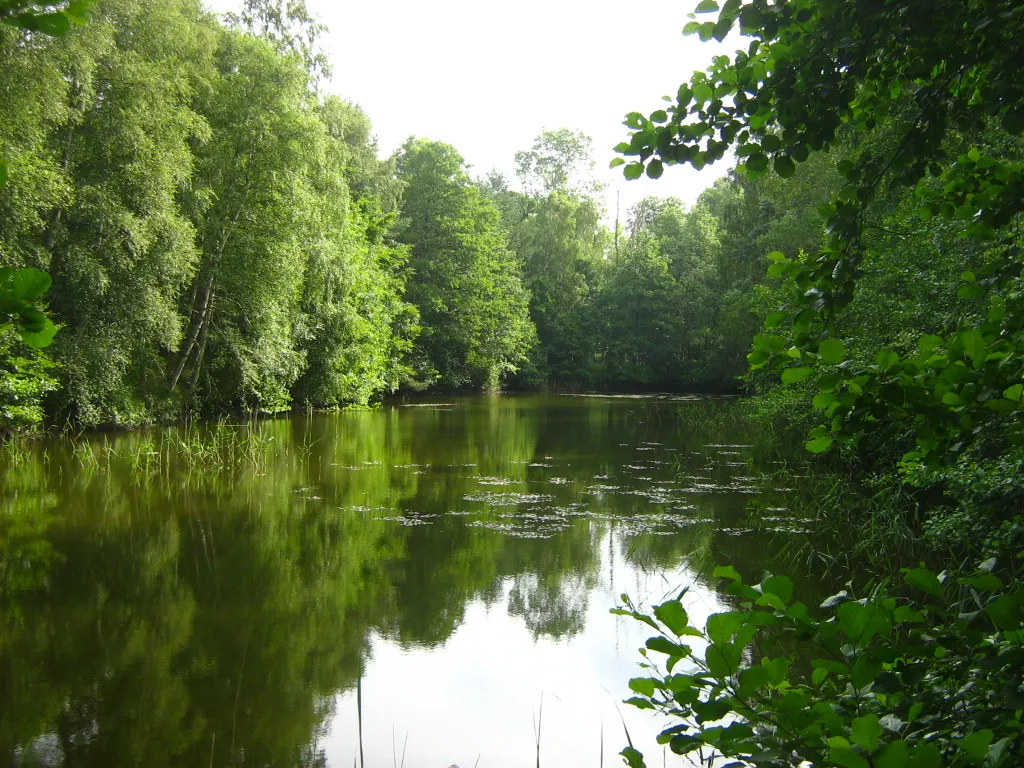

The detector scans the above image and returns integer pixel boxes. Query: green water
[0,395,827,767]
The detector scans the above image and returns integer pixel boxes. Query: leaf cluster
[618,561,1024,768]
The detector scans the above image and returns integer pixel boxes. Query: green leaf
[694,0,719,12]
[837,601,891,643]
[903,567,942,597]
[812,391,838,410]
[957,329,986,367]
[624,112,646,129]
[738,664,772,694]
[20,319,58,349]
[712,16,732,42]
[693,83,713,105]
[830,747,870,768]
[918,335,944,356]
[706,611,743,646]
[852,714,883,752]
[15,11,72,35]
[713,564,742,581]
[624,163,644,180]
[959,573,1002,591]
[819,338,846,364]
[609,157,625,168]
[907,743,941,768]
[746,152,768,173]
[955,730,993,762]
[629,676,656,697]
[875,349,900,370]
[654,600,692,636]
[774,154,796,178]
[620,746,646,768]
[806,435,834,453]
[875,741,910,768]
[986,594,1023,630]
[704,643,733,677]
[765,310,788,328]
[646,159,664,179]
[1003,384,1023,402]
[781,367,813,384]
[760,574,794,605]
[64,0,94,23]
[12,268,52,301]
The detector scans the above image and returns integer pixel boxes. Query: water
[0,395,830,767]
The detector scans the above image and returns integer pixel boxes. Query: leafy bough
[615,562,1024,767]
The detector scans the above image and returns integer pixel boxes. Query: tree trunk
[188,298,213,393]
[169,272,214,390]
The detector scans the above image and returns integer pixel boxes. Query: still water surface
[1,395,830,767]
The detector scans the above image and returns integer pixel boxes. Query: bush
[617,562,1024,767]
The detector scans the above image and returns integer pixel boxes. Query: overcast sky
[209,0,734,218]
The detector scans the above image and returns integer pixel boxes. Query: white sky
[209,0,735,218]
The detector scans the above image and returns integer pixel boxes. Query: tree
[395,138,535,390]
[490,130,609,387]
[616,0,1024,467]
[515,128,602,198]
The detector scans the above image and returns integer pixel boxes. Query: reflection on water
[0,395,826,767]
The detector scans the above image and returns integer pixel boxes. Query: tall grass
[61,420,285,475]
[0,435,31,467]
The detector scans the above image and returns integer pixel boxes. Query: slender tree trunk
[170,272,214,390]
[171,144,255,389]
[188,299,213,393]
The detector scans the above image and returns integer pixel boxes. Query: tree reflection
[0,396,794,766]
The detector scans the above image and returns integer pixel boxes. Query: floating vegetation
[378,515,433,526]
[462,491,555,506]
[548,477,570,485]
[584,484,621,493]
[477,476,520,486]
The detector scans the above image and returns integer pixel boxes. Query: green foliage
[396,138,536,390]
[619,562,1024,768]
[0,327,58,431]
[0,267,57,348]
[0,0,93,36]
[0,0,419,425]
[619,0,1024,470]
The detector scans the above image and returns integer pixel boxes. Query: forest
[1,0,818,432]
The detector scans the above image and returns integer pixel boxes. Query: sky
[209,0,735,218]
